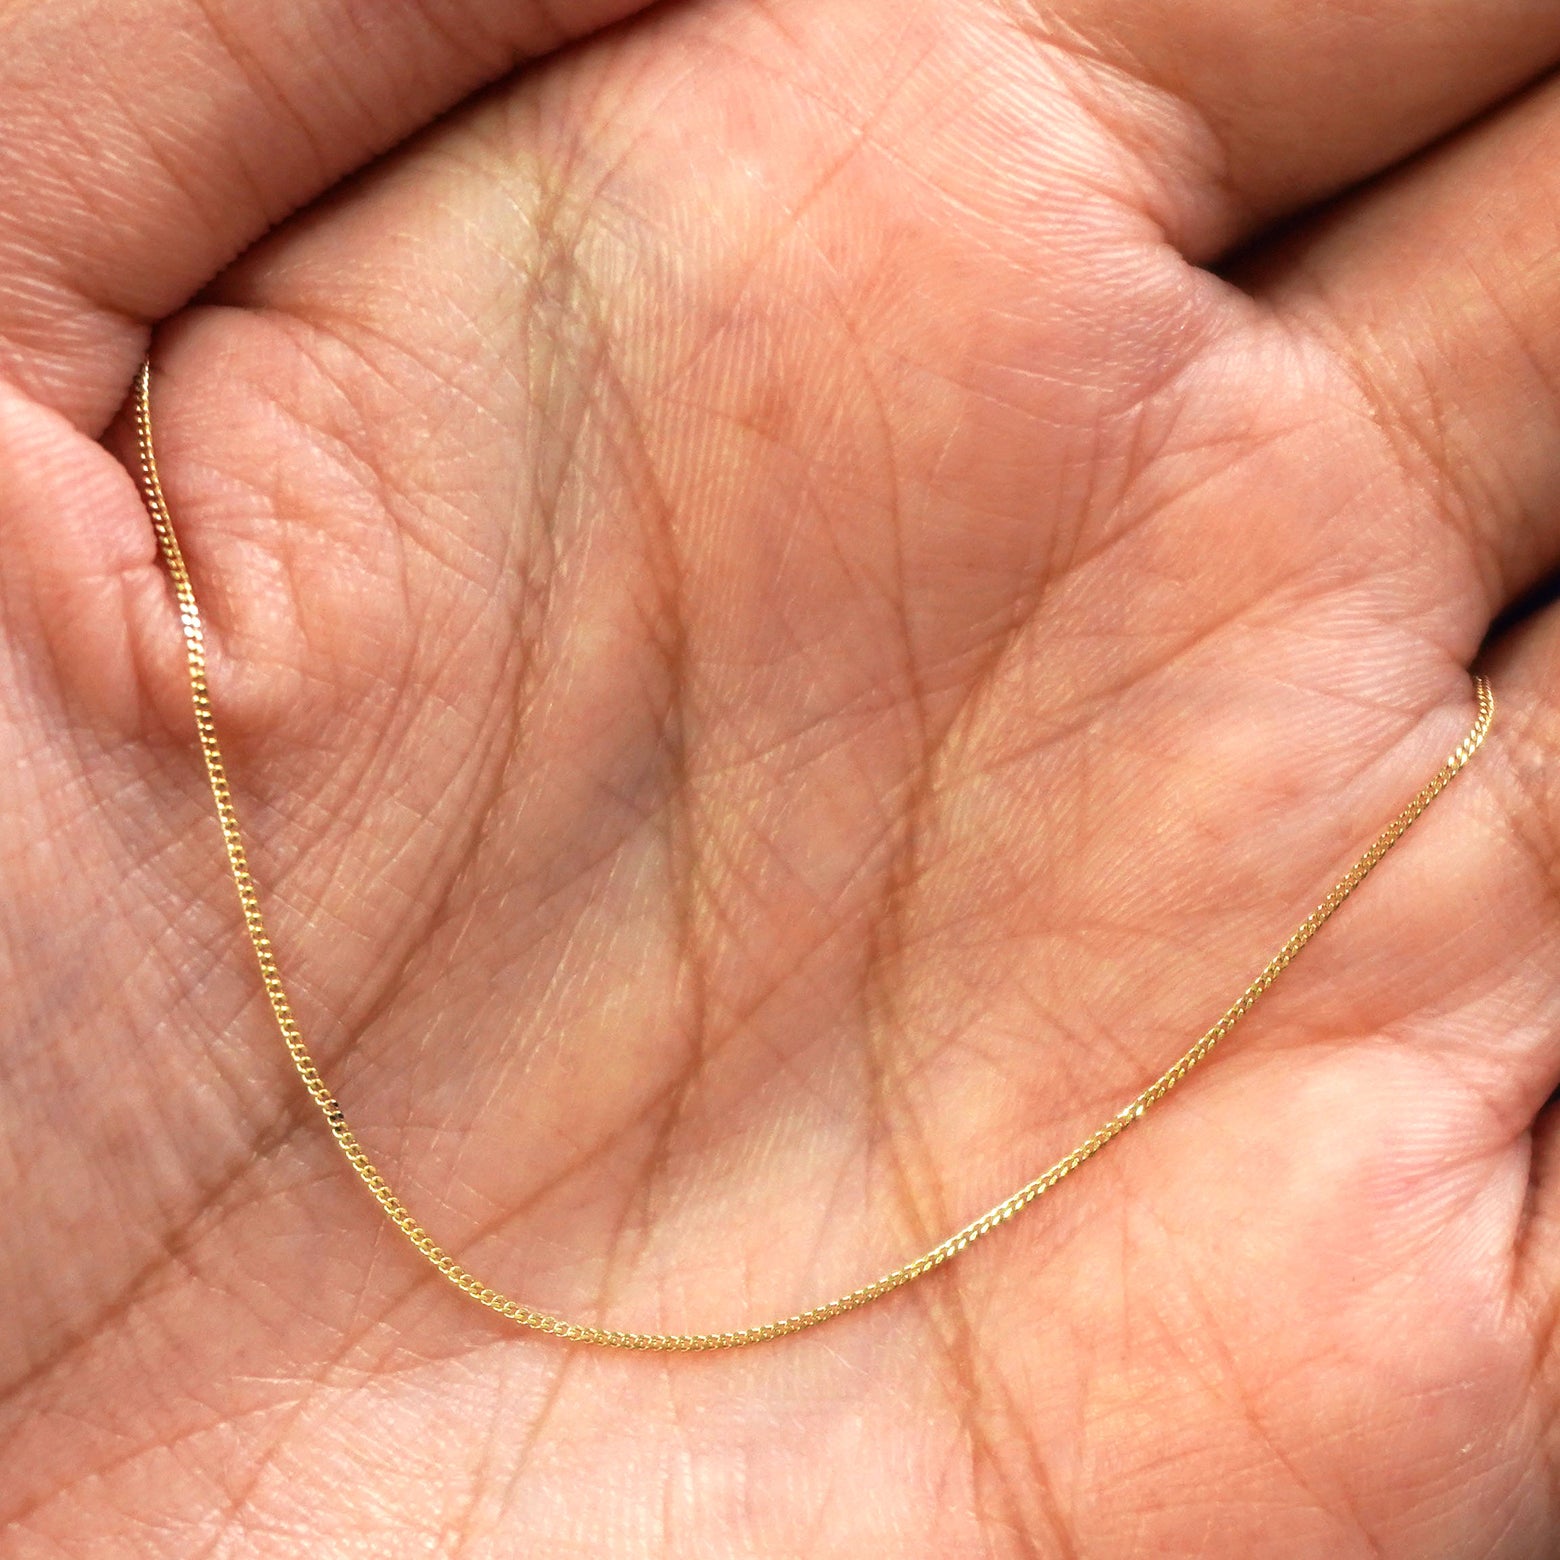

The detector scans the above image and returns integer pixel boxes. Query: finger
[1481,603,1560,1102]
[0,0,653,430]
[1228,75,1560,618]
[1015,0,1560,258]
[1481,606,1560,1419]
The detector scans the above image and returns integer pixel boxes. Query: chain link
[133,360,1496,1351]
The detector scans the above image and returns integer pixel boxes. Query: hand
[3,1,1558,1553]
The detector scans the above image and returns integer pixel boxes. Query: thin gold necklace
[133,360,1497,1352]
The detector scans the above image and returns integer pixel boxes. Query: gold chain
[133,360,1497,1352]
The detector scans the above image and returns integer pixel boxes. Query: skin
[1,0,1559,1553]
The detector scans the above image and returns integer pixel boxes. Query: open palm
[4,0,1560,1553]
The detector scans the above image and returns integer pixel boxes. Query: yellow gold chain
[133,360,1497,1351]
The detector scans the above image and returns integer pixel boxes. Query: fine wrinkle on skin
[1482,673,1560,1303]
[184,0,340,197]
[0,905,764,1440]
[1481,679,1560,938]
[503,163,742,1306]
[989,0,1238,257]
[939,1305,1077,1560]
[1321,326,1507,606]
